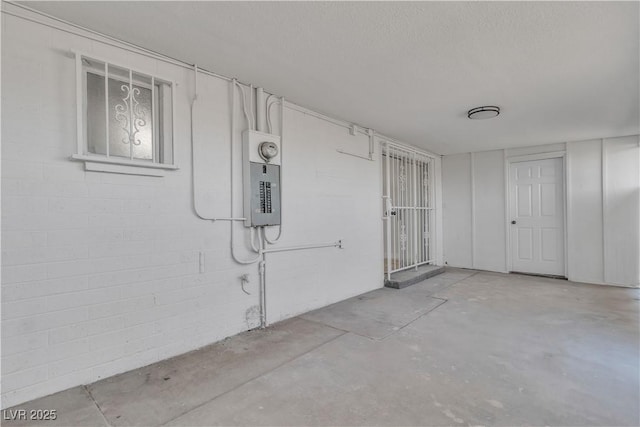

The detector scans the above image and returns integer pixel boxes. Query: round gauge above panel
[258,141,279,162]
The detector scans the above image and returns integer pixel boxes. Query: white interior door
[509,157,565,276]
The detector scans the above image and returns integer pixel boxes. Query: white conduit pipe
[230,79,261,265]
[265,94,278,134]
[190,64,246,223]
[249,227,261,253]
[194,72,345,325]
[263,95,285,244]
[261,239,343,254]
[258,228,267,327]
[368,128,375,159]
[250,84,255,131]
[4,3,239,85]
[256,87,265,132]
[236,82,254,133]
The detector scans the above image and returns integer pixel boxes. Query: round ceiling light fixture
[468,106,500,120]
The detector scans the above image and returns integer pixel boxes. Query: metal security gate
[382,142,435,280]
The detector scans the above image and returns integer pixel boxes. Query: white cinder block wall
[1,8,443,407]
[442,137,640,287]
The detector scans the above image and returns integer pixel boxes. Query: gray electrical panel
[248,162,281,226]
[242,130,282,228]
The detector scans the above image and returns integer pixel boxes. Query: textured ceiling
[17,1,640,155]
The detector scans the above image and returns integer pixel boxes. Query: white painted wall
[566,140,604,284]
[0,9,440,407]
[442,153,472,268]
[261,108,383,323]
[471,150,507,272]
[602,136,640,286]
[442,137,640,287]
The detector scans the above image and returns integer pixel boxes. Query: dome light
[468,106,500,120]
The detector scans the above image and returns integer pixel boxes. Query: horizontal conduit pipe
[2,3,242,85]
[262,240,342,254]
[335,150,374,162]
[285,102,439,159]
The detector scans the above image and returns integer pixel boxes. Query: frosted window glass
[87,73,106,156]
[87,72,153,160]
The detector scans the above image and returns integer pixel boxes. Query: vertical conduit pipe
[236,82,253,132]
[256,87,265,133]
[368,128,374,160]
[263,95,284,244]
[259,227,267,328]
[250,84,255,130]
[250,227,260,253]
[230,79,261,265]
[190,67,246,222]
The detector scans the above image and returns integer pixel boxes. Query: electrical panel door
[249,162,281,226]
[242,130,282,227]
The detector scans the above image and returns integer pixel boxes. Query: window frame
[71,51,178,173]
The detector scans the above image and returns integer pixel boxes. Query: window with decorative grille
[74,53,175,169]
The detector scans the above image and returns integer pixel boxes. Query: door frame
[504,151,568,278]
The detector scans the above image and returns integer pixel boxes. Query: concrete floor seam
[377,297,448,340]
[299,317,362,337]
[302,294,449,342]
[159,331,348,427]
[303,319,402,342]
[83,385,111,427]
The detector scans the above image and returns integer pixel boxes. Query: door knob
[511,220,516,225]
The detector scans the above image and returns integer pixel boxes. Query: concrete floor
[3,269,639,426]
